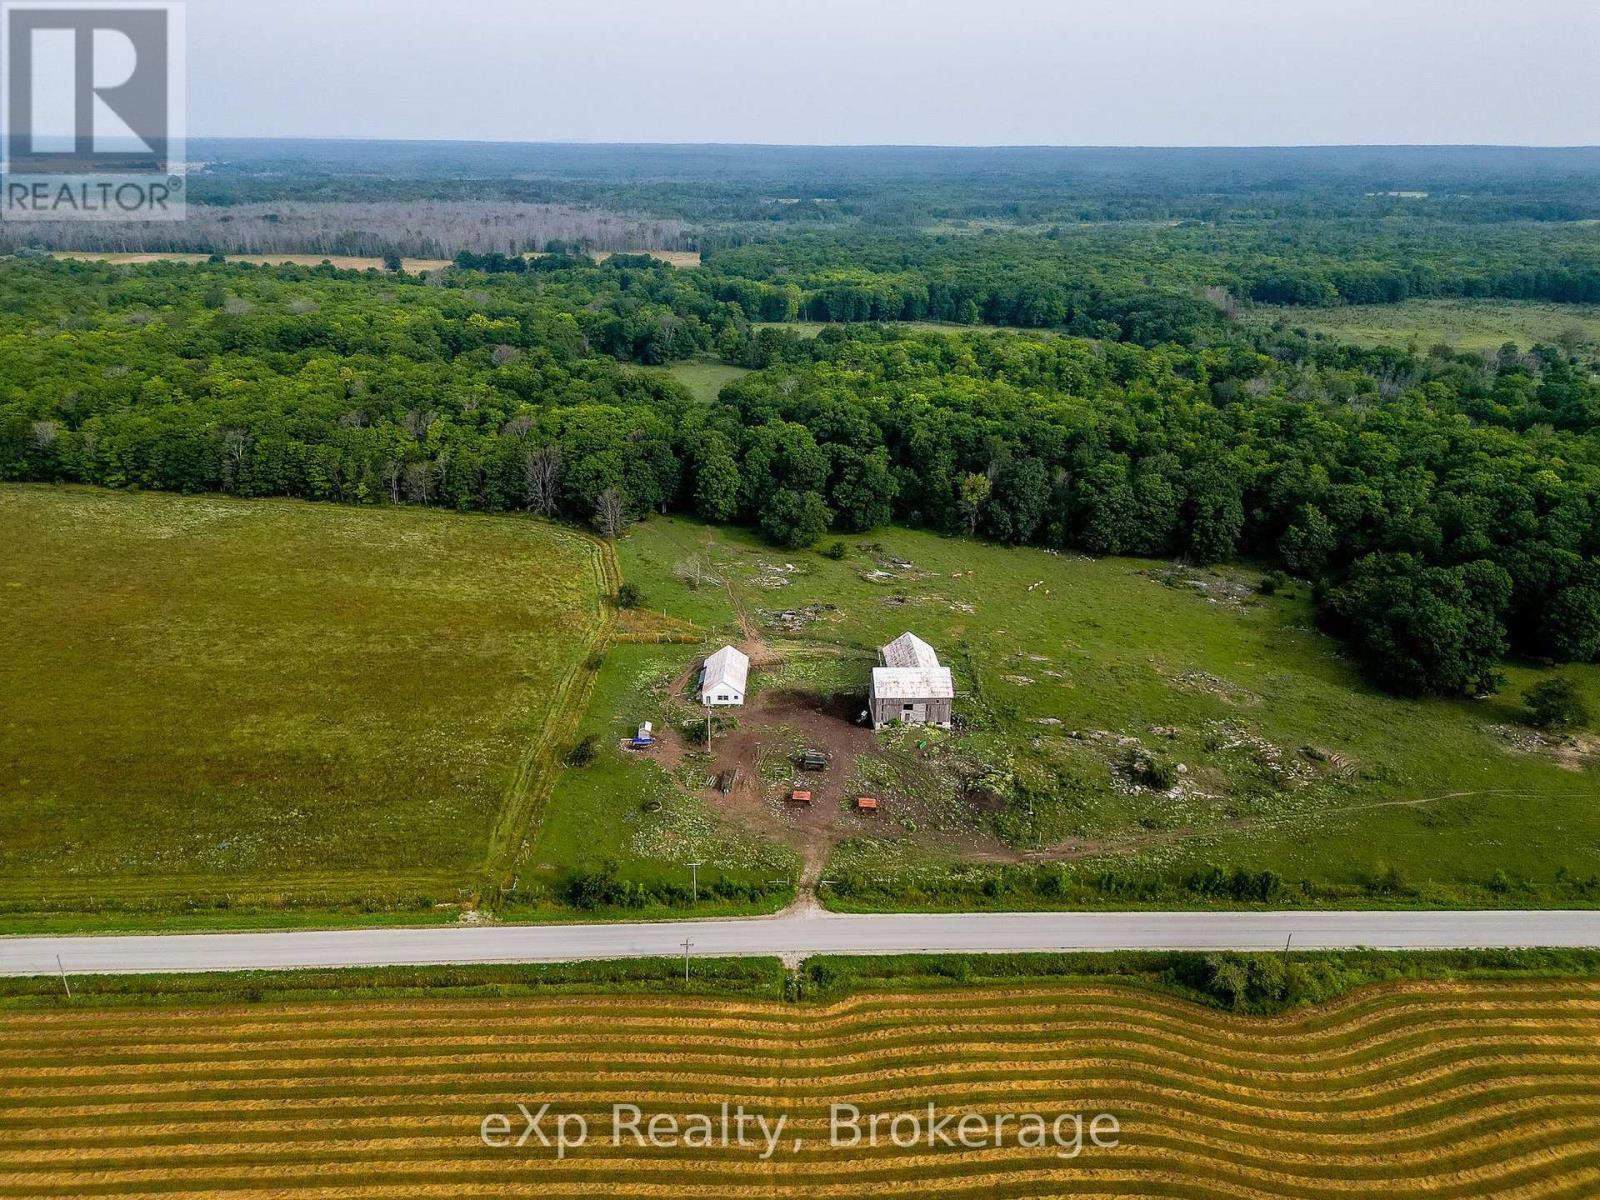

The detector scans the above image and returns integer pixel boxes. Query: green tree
[1280,504,1338,577]
[955,472,992,536]
[759,488,832,549]
[1327,554,1512,697]
[690,432,741,522]
[1543,585,1600,662]
[828,445,897,532]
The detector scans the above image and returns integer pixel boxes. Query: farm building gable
[698,645,749,706]
[881,631,941,670]
[869,632,954,729]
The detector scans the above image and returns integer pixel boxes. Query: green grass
[0,485,608,928]
[7,490,1597,928]
[597,517,1600,907]
[1248,298,1600,353]
[660,357,753,402]
[514,640,798,911]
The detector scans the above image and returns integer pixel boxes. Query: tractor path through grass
[484,535,621,905]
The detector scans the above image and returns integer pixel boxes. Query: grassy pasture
[516,640,798,912]
[0,486,610,928]
[1249,298,1600,353]
[582,517,1600,906]
[661,358,753,403]
[4,975,1600,1197]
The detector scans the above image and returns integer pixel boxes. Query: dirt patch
[1140,565,1258,610]
[673,688,879,887]
[653,677,1016,890]
[761,603,838,633]
[1170,669,1261,706]
[1484,724,1600,772]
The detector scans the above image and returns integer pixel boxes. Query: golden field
[3,979,1600,1197]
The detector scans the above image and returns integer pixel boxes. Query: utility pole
[681,938,694,983]
[688,861,704,904]
[56,955,71,999]
[704,703,712,746]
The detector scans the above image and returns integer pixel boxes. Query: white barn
[698,645,749,707]
[869,632,954,729]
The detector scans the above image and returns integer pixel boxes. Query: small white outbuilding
[698,645,749,707]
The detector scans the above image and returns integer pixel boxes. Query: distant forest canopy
[0,201,695,259]
[2,256,1597,699]
[176,140,1600,223]
[6,142,1599,311]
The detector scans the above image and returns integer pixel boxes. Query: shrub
[1524,675,1591,730]
[1258,570,1288,596]
[820,540,847,560]
[563,735,599,767]
[616,582,643,609]
[1365,863,1412,896]
[1125,748,1177,791]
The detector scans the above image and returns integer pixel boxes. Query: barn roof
[701,645,749,695]
[881,631,941,669]
[872,665,955,700]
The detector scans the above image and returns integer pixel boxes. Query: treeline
[704,223,1600,313]
[0,258,724,522]
[3,258,1598,696]
[185,141,1600,227]
[697,328,1600,695]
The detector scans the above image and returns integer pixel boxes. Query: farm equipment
[787,789,813,805]
[797,749,830,771]
[855,795,879,814]
[626,720,656,750]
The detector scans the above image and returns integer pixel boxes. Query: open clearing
[1248,298,1600,353]
[0,486,610,929]
[3,977,1600,1197]
[661,358,753,403]
[556,517,1600,908]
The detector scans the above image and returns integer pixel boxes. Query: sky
[186,0,1600,146]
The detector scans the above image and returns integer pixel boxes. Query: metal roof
[700,645,749,696]
[871,665,955,700]
[881,631,941,669]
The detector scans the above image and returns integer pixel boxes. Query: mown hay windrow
[4,981,1600,1197]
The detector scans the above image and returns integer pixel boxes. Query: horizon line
[182,137,1600,152]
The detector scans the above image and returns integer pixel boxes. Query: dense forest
[4,146,1600,698]
[2,247,1597,700]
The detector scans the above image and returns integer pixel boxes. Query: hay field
[3,979,1600,1196]
[1248,299,1600,353]
[0,487,612,928]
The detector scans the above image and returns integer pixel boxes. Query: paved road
[5,908,1600,976]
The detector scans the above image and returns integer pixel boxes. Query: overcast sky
[187,0,1600,145]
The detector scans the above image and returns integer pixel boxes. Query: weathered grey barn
[868,632,955,729]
